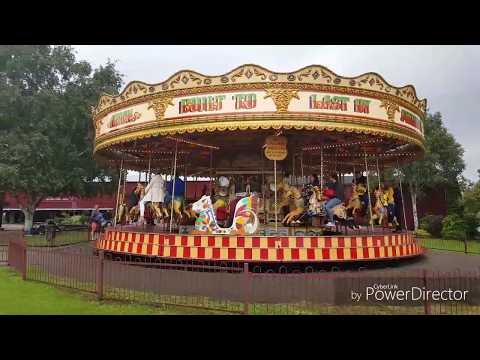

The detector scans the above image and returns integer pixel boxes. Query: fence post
[464,234,468,254]
[7,239,12,267]
[243,262,250,315]
[21,238,27,280]
[422,269,431,315]
[96,250,105,300]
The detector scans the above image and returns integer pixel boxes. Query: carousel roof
[91,64,427,173]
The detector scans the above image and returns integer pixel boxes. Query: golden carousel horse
[346,183,367,216]
[277,183,305,225]
[116,193,128,224]
[370,187,388,225]
[116,184,147,224]
[156,198,192,224]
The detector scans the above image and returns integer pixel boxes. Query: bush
[60,215,88,225]
[419,215,444,237]
[414,228,431,238]
[463,212,480,239]
[441,214,467,240]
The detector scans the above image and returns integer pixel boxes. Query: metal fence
[8,237,27,279]
[0,242,7,265]
[6,235,480,315]
[26,226,91,247]
[418,237,480,255]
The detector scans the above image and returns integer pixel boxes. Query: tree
[462,175,480,238]
[399,112,465,230]
[0,46,123,231]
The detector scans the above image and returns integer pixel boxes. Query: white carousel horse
[191,195,258,235]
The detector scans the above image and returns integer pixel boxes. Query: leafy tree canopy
[400,112,465,207]
[0,45,123,229]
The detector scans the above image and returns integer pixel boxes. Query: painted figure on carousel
[138,174,166,224]
[191,194,258,235]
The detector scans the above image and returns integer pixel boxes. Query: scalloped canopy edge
[92,64,427,118]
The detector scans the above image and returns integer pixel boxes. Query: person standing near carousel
[90,204,105,241]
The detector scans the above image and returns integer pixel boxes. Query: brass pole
[274,159,278,233]
[300,151,304,185]
[147,153,152,183]
[292,153,295,186]
[364,153,374,233]
[169,139,178,233]
[262,148,265,224]
[184,162,187,203]
[397,160,408,232]
[209,148,213,196]
[113,159,123,227]
[376,157,381,190]
[320,147,324,193]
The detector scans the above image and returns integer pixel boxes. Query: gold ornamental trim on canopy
[92,64,427,120]
[92,64,427,156]
[94,117,425,154]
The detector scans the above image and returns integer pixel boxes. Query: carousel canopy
[91,64,427,174]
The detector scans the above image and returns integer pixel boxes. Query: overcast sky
[74,45,480,181]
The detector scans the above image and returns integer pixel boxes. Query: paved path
[387,249,479,271]
[62,242,479,272]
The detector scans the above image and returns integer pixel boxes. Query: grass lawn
[3,267,479,315]
[0,267,221,315]
[25,231,90,247]
[419,237,480,254]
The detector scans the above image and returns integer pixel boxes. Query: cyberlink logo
[350,284,469,303]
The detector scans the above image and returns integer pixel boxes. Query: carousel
[92,64,426,266]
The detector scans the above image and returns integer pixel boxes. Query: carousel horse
[346,183,367,216]
[163,196,191,222]
[116,193,128,224]
[370,187,388,225]
[162,176,192,223]
[293,185,325,224]
[191,195,258,235]
[310,186,327,216]
[116,183,143,224]
[307,185,350,227]
[277,183,305,225]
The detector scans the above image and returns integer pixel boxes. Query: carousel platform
[96,225,425,263]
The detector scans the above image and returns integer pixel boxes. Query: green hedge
[441,214,467,240]
[419,215,444,238]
